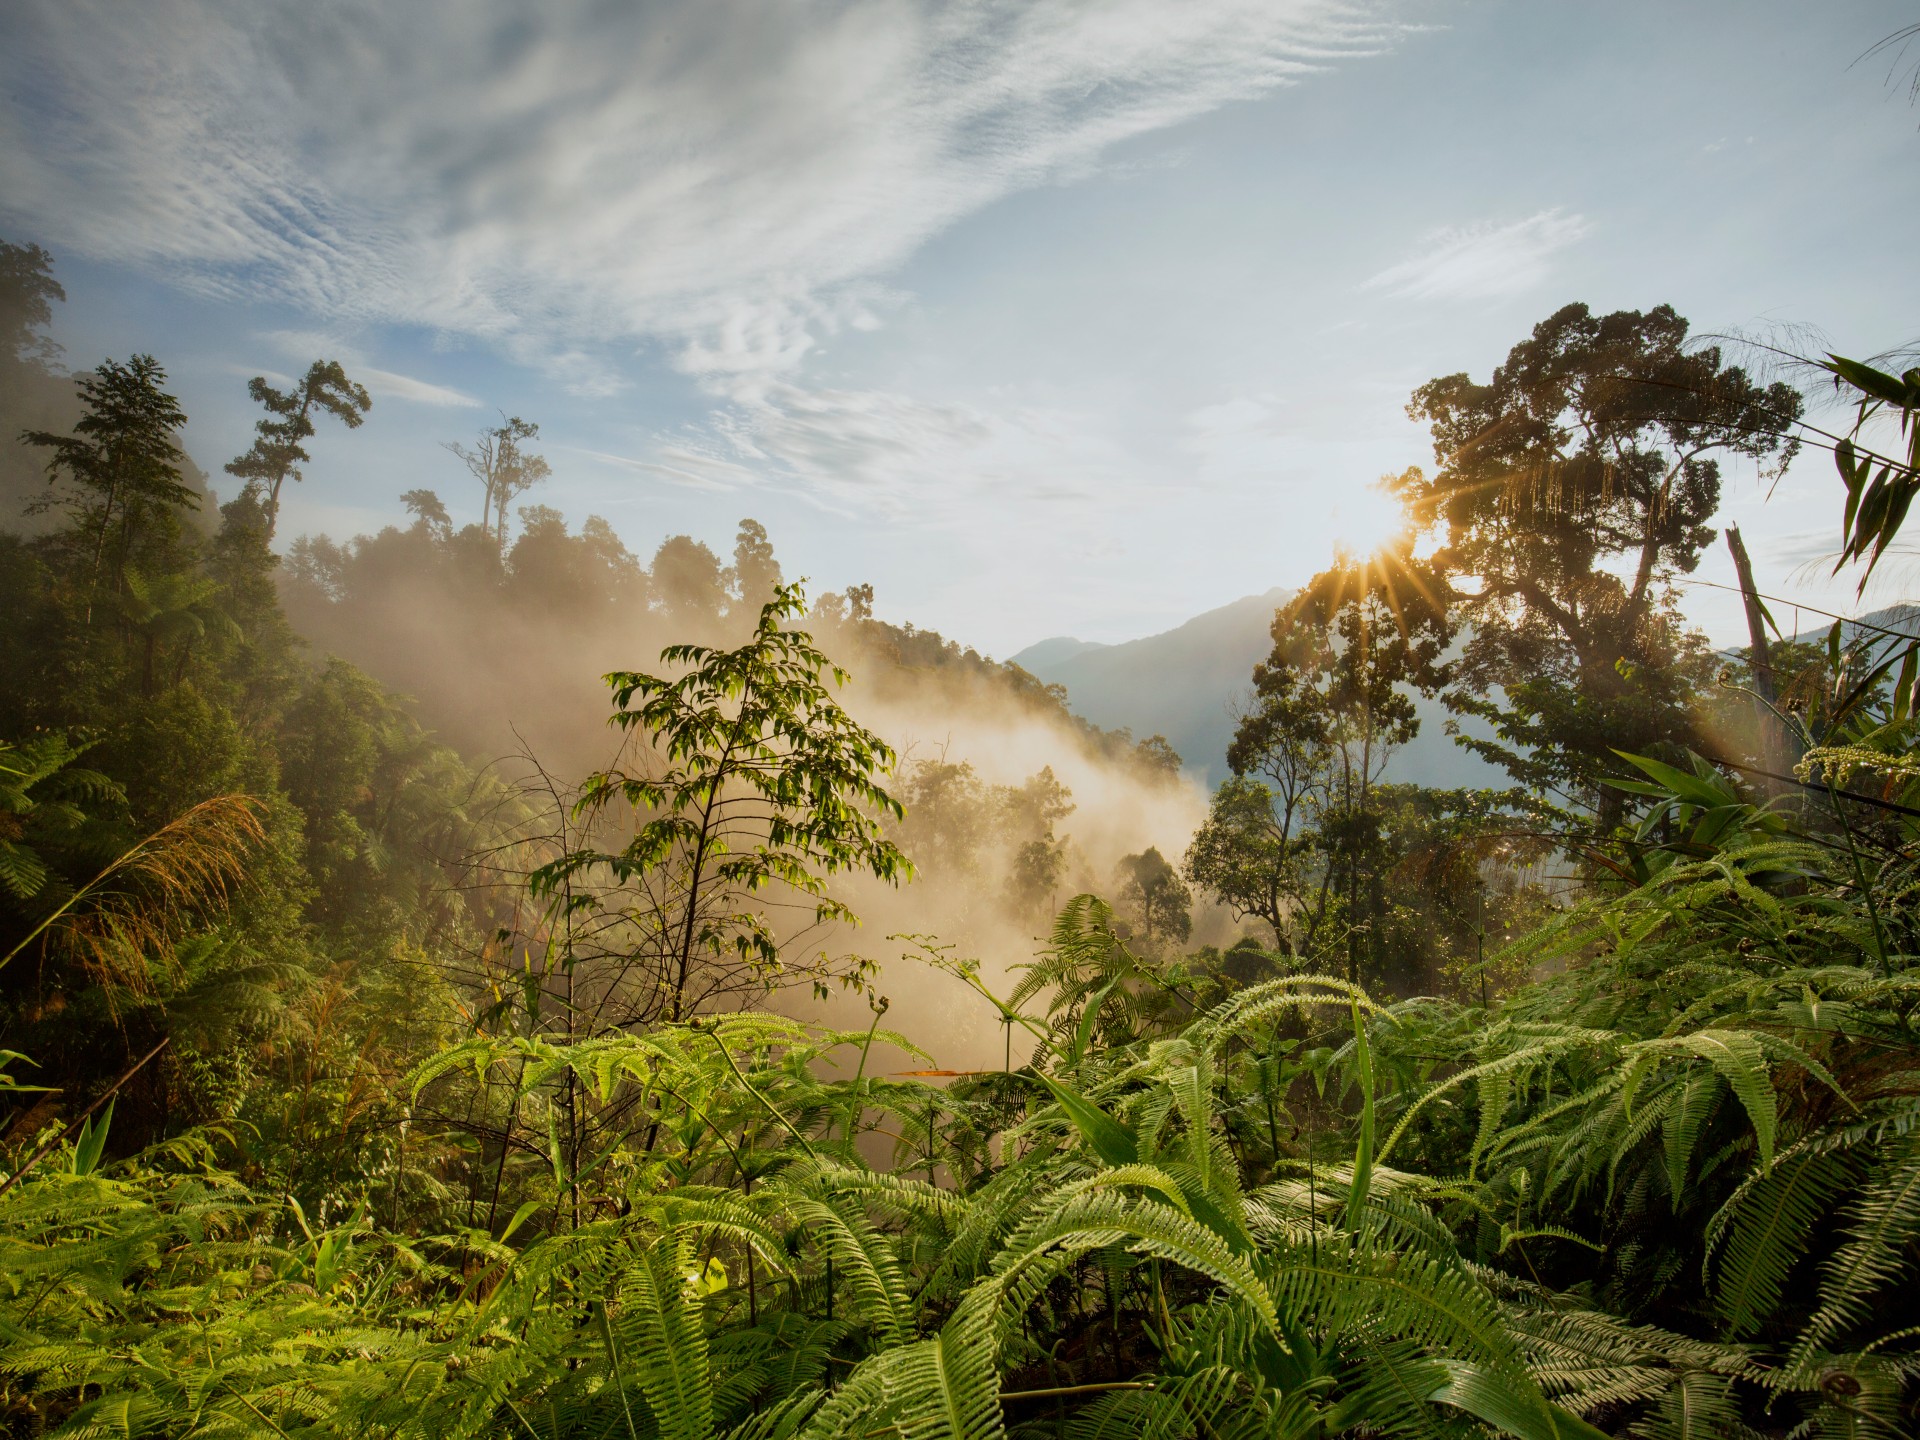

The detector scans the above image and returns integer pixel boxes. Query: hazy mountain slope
[1011,590,1506,789]
[1785,603,1920,649]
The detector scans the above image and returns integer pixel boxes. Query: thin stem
[0,1037,169,1201]
[696,1025,817,1159]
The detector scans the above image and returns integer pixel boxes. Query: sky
[2,0,1916,656]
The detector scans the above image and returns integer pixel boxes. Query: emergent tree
[24,355,194,623]
[225,360,372,538]
[446,414,549,551]
[1395,303,1803,828]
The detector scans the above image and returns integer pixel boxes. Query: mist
[276,502,1239,1069]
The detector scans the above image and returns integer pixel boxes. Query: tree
[531,583,911,1026]
[0,238,64,373]
[399,488,451,539]
[1184,774,1307,950]
[225,360,371,539]
[116,569,239,697]
[1396,303,1803,827]
[894,758,993,881]
[1116,846,1191,947]
[508,507,647,616]
[1283,540,1453,814]
[651,534,732,628]
[1132,733,1183,778]
[728,518,783,613]
[23,355,193,621]
[445,414,548,551]
[1186,538,1456,979]
[1004,766,1075,921]
[1276,539,1448,958]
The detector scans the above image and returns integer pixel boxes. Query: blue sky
[3,0,1915,655]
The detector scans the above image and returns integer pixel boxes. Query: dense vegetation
[2,233,1918,1440]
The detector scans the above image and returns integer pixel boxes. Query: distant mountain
[1784,603,1920,651]
[1011,636,1110,671]
[1010,591,1506,790]
[1012,596,1920,794]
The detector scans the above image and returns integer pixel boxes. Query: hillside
[1010,589,1506,789]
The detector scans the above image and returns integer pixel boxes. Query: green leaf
[1613,751,1731,808]
[69,1099,113,1177]
[1428,1360,1613,1440]
[1031,1070,1137,1167]
[1680,1031,1775,1171]
[498,1199,543,1244]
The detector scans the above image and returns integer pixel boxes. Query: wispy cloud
[1,0,1403,389]
[359,368,482,409]
[693,379,1150,520]
[1361,208,1589,302]
[252,330,480,407]
[1764,529,1843,568]
[574,445,755,494]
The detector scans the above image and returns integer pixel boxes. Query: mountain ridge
[1010,589,1505,790]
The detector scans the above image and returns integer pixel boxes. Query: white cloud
[693,379,1154,520]
[574,445,755,494]
[252,329,480,407]
[1,0,1401,387]
[358,368,483,408]
[221,362,295,387]
[1361,208,1589,302]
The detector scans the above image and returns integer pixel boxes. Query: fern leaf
[1428,1359,1613,1440]
[1677,1032,1775,1171]
[1799,1142,1920,1354]
[1627,1371,1738,1440]
[1710,1148,1860,1337]
[799,1286,1003,1440]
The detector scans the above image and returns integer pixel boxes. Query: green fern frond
[1798,1140,1920,1355]
[799,1285,1004,1440]
[1709,1146,1863,1337]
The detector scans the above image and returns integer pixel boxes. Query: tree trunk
[1725,526,1775,703]
[84,476,119,626]
[1726,525,1791,796]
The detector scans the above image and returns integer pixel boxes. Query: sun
[1329,480,1411,559]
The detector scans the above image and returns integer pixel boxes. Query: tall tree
[1396,303,1803,827]
[0,238,65,373]
[1116,846,1191,948]
[1283,541,1454,815]
[225,360,371,539]
[1005,766,1075,921]
[651,534,732,628]
[445,414,548,551]
[1189,535,1451,973]
[728,518,784,614]
[23,355,193,622]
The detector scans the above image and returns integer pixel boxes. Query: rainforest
[2,6,1919,1439]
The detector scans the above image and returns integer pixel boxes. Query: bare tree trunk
[1727,525,1791,795]
[1726,526,1775,703]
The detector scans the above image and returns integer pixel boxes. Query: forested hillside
[3,230,1919,1440]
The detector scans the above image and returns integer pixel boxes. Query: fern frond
[1798,1140,1920,1355]
[798,1285,1003,1440]
[1709,1147,1863,1337]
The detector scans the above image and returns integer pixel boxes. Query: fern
[1709,1147,1864,1337]
[1797,1138,1920,1356]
